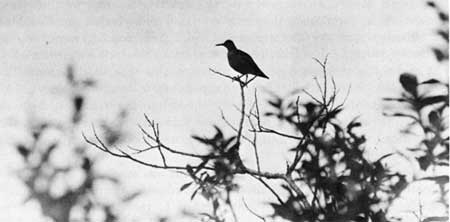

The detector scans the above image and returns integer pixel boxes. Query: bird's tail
[259,72,269,79]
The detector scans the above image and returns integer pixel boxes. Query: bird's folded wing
[237,50,260,71]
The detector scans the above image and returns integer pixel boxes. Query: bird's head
[216,39,237,50]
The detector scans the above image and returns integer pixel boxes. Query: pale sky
[0,0,447,221]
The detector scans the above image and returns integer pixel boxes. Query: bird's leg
[232,74,243,82]
[242,75,249,87]
[243,75,257,87]
[233,74,244,80]
[233,74,248,85]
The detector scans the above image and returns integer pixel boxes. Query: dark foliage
[263,91,402,222]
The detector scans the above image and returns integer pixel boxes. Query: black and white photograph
[0,1,448,221]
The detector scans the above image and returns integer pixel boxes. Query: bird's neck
[226,45,237,51]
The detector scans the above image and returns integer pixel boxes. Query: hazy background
[0,0,447,221]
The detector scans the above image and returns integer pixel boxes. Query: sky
[0,0,448,221]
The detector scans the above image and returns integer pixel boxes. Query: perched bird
[216,40,269,79]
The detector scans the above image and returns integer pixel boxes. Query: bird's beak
[215,43,224,47]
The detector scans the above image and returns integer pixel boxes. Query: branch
[251,175,284,205]
[138,114,217,159]
[209,68,243,85]
[237,80,246,147]
[209,68,247,149]
[221,110,254,148]
[83,127,214,171]
[249,127,303,140]
[283,175,311,208]
[242,198,267,221]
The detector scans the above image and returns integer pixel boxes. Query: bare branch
[137,115,215,159]
[83,129,214,171]
[302,89,323,104]
[249,127,303,140]
[209,68,240,82]
[220,110,254,146]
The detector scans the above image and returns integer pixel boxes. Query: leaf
[384,112,417,120]
[432,48,448,62]
[428,111,441,128]
[66,65,75,84]
[426,1,436,8]
[436,149,449,161]
[212,199,219,211]
[437,161,449,166]
[213,125,224,141]
[304,102,317,114]
[122,191,143,202]
[390,174,407,195]
[421,78,442,84]
[419,95,448,107]
[407,147,422,152]
[180,182,193,191]
[423,216,449,222]
[318,108,342,126]
[81,79,97,87]
[72,95,84,123]
[190,187,200,200]
[96,175,121,184]
[399,73,418,96]
[222,136,237,149]
[16,144,30,158]
[436,29,449,42]
[382,97,408,102]
[370,210,388,222]
[191,126,225,147]
[186,165,194,176]
[81,157,91,171]
[438,11,449,22]
[264,112,276,117]
[421,175,449,185]
[376,153,393,162]
[191,135,210,144]
[268,98,282,108]
[347,118,362,131]
[417,155,432,170]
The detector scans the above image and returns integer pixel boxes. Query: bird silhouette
[216,40,269,79]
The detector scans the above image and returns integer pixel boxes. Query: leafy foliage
[186,126,240,221]
[382,2,449,221]
[384,73,448,222]
[263,94,401,222]
[16,65,138,222]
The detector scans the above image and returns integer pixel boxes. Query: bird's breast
[227,51,249,74]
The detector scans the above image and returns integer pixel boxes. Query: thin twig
[83,128,215,171]
[137,116,215,159]
[249,127,303,140]
[283,175,311,208]
[226,190,238,222]
[250,175,284,205]
[221,110,254,145]
[242,198,266,222]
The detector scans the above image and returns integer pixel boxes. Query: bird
[216,40,269,79]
